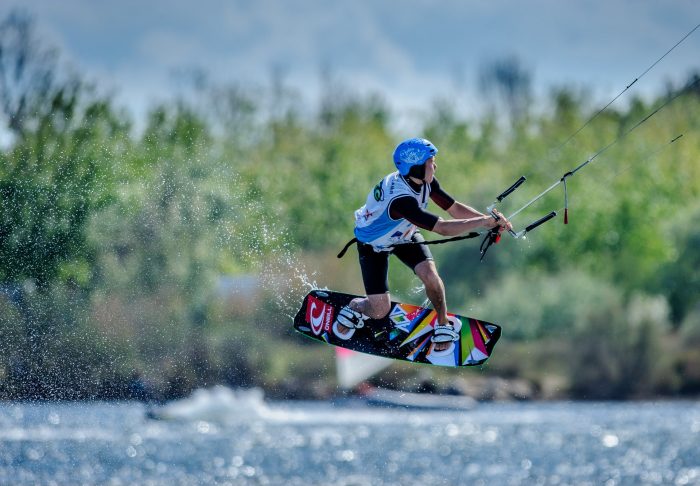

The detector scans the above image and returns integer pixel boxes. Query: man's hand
[487,209,513,233]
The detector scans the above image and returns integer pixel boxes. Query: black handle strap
[337,238,358,258]
[479,228,502,261]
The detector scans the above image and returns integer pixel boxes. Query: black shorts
[358,233,433,295]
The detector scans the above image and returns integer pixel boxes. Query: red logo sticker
[306,295,335,335]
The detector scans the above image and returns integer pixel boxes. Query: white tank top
[354,172,430,251]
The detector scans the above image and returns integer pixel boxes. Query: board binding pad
[293,290,501,367]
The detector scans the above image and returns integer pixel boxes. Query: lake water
[1,390,699,485]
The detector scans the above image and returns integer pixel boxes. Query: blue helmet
[393,138,438,176]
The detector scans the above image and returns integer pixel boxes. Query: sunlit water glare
[1,394,699,485]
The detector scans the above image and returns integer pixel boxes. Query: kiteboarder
[333,138,512,351]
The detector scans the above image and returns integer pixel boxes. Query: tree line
[1,11,699,401]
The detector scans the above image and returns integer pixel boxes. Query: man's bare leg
[415,260,452,351]
[336,293,391,335]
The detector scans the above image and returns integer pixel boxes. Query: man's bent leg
[414,260,448,324]
[414,260,456,352]
[335,293,391,338]
[349,293,391,320]
[334,241,392,337]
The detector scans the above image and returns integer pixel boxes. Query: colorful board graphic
[293,290,501,367]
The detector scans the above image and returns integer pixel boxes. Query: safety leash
[337,232,482,259]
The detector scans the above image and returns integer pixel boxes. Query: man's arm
[391,200,497,236]
[430,178,487,219]
[445,201,487,220]
[393,187,511,237]
[432,214,498,236]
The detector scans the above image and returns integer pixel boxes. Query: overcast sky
[2,0,699,131]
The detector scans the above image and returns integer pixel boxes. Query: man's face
[423,156,437,183]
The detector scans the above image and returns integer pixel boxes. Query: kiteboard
[293,290,501,367]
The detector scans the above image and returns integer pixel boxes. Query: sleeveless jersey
[354,172,431,251]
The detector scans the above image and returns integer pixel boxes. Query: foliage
[1,12,700,400]
[657,207,700,323]
[467,270,619,340]
[566,294,677,399]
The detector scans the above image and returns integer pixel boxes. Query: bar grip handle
[496,176,527,202]
[525,211,557,233]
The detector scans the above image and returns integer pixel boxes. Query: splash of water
[229,205,323,318]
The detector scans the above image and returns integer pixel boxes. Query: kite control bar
[477,23,700,260]
[488,176,559,237]
[480,176,559,260]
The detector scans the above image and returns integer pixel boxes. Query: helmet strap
[407,163,426,181]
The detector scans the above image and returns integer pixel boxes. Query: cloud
[2,0,697,123]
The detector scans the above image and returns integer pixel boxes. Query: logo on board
[306,295,335,335]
